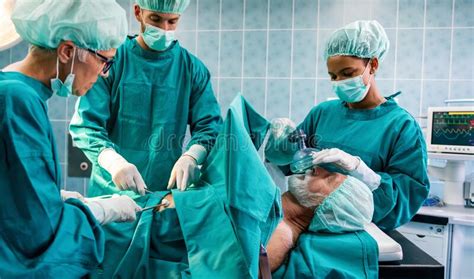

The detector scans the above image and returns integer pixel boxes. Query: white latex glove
[312,148,360,171]
[167,144,207,191]
[312,148,381,190]
[60,190,85,202]
[85,195,142,225]
[98,148,147,195]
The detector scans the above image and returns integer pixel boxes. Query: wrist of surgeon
[267,167,374,271]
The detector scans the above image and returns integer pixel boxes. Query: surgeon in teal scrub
[265,20,430,231]
[0,1,141,277]
[70,0,223,197]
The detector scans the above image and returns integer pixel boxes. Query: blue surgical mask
[142,24,175,51]
[331,61,372,103]
[50,47,76,97]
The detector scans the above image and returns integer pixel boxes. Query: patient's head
[288,167,346,208]
[287,167,374,233]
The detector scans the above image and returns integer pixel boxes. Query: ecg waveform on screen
[431,112,473,146]
[433,128,471,136]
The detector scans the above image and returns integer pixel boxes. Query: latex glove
[311,148,360,171]
[312,148,381,190]
[85,195,142,225]
[98,148,147,195]
[264,118,298,165]
[167,145,206,191]
[60,190,85,202]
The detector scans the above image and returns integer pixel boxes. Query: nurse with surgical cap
[265,20,430,231]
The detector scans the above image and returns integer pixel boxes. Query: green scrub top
[0,72,104,277]
[297,95,430,231]
[70,36,223,196]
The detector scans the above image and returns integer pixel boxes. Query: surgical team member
[70,0,223,196]
[0,1,141,276]
[266,20,430,231]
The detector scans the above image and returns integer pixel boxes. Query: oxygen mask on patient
[289,129,320,174]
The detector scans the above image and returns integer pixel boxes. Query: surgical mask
[142,24,175,51]
[331,61,372,103]
[50,47,76,97]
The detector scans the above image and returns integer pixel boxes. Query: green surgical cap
[11,0,128,51]
[136,0,190,14]
[324,20,390,62]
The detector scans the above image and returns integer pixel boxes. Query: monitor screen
[431,111,474,147]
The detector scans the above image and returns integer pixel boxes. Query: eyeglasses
[86,48,114,74]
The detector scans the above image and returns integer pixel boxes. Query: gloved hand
[312,148,381,190]
[167,145,206,191]
[85,195,142,225]
[311,148,360,171]
[98,148,147,195]
[264,118,298,165]
[60,190,85,202]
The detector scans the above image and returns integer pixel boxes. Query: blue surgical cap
[136,0,190,14]
[11,0,128,51]
[324,20,390,62]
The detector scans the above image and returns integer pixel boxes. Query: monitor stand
[428,152,473,205]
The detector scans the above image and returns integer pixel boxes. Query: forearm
[373,172,429,231]
[69,78,115,163]
[267,220,295,271]
[267,217,309,271]
[188,68,223,153]
[267,192,314,271]
[69,122,116,164]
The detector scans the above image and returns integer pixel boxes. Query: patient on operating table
[159,167,374,271]
[267,167,374,270]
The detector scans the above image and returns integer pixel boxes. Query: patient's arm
[267,192,313,271]
[266,168,347,271]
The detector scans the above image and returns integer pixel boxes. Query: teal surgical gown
[297,94,430,231]
[0,72,104,277]
[70,36,223,196]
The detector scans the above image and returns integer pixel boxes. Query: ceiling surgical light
[0,0,21,51]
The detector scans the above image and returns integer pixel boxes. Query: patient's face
[292,167,346,196]
[288,167,346,208]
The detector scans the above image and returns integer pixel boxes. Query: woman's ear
[370,58,379,74]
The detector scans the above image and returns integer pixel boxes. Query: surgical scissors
[140,198,170,212]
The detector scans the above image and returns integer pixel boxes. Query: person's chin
[72,88,87,97]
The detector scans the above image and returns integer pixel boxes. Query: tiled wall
[1,0,473,194]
